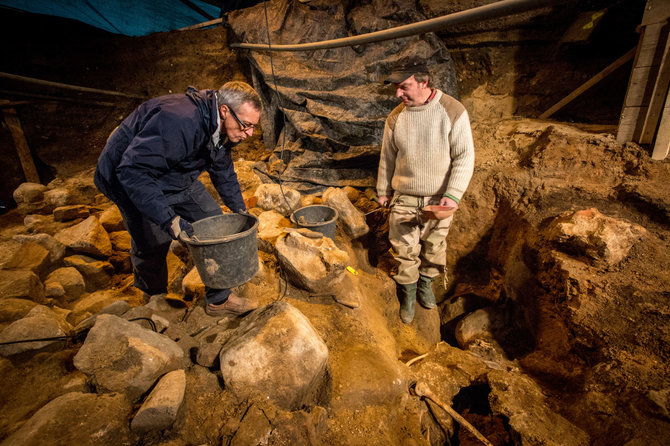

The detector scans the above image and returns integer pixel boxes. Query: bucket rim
[180,213,259,246]
[290,204,339,227]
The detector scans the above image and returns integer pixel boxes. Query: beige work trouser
[389,194,453,285]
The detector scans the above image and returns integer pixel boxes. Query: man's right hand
[165,216,194,240]
[378,195,391,207]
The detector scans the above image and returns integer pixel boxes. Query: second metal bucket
[180,213,259,289]
[290,205,338,240]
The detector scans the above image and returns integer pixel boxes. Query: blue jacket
[94,87,245,227]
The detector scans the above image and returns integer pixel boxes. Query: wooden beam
[178,18,222,31]
[2,108,40,183]
[0,90,117,107]
[539,47,636,120]
[651,87,670,160]
[0,72,145,99]
[640,35,670,143]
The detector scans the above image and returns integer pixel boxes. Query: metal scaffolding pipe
[231,0,570,52]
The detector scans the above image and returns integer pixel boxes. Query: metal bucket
[290,205,338,240]
[180,213,259,289]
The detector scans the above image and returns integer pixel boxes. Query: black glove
[164,216,194,240]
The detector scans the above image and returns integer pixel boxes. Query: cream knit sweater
[376,89,475,201]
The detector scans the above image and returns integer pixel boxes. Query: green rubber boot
[417,275,436,309]
[397,282,418,324]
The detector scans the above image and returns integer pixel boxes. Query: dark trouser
[115,180,229,304]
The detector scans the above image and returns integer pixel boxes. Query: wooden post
[651,87,670,160]
[2,107,40,183]
[640,37,670,144]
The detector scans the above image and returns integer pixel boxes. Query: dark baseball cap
[383,56,429,84]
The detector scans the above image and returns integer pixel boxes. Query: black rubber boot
[417,275,436,309]
[397,282,418,324]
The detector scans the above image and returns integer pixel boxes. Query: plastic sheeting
[0,0,221,36]
[227,0,458,193]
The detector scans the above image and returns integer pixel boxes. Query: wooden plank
[617,105,648,143]
[651,89,670,160]
[641,0,670,26]
[0,72,144,99]
[2,108,40,183]
[641,36,670,143]
[178,18,222,31]
[539,47,636,119]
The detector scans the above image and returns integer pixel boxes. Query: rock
[0,298,38,323]
[99,300,131,316]
[53,205,90,222]
[440,295,491,325]
[322,187,369,239]
[44,267,85,302]
[275,231,349,293]
[13,233,67,264]
[0,305,71,356]
[131,369,186,433]
[23,214,52,232]
[54,216,112,258]
[219,301,329,410]
[254,183,302,216]
[331,343,407,410]
[545,208,647,265]
[99,205,126,232]
[0,241,51,277]
[182,266,205,299]
[63,254,114,290]
[257,210,291,253]
[487,369,590,445]
[67,290,125,326]
[13,182,47,204]
[73,314,184,401]
[455,307,507,348]
[0,269,45,303]
[235,159,264,194]
[109,230,131,251]
[43,187,71,209]
[0,240,21,268]
[0,392,131,446]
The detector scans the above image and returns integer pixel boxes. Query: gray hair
[414,72,432,88]
[216,81,262,111]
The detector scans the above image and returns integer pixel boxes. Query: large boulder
[63,254,114,290]
[0,241,51,277]
[0,305,71,356]
[219,302,329,410]
[487,369,590,445]
[275,231,349,293]
[54,216,112,258]
[0,269,45,303]
[544,208,647,266]
[0,391,131,446]
[322,187,369,239]
[131,369,186,433]
[254,183,302,216]
[44,267,85,302]
[257,210,291,253]
[73,314,184,401]
[12,233,67,264]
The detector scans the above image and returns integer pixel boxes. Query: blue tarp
[0,0,221,36]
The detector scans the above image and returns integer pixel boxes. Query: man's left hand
[440,196,459,209]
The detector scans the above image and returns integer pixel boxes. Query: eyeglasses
[227,105,255,131]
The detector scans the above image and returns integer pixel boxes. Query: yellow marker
[346,266,358,275]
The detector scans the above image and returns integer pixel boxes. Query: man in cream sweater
[377,56,475,324]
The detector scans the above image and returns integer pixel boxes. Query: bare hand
[378,195,390,207]
[440,196,459,209]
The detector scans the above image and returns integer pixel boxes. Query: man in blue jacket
[94,82,261,316]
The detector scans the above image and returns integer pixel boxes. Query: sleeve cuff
[442,193,460,204]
